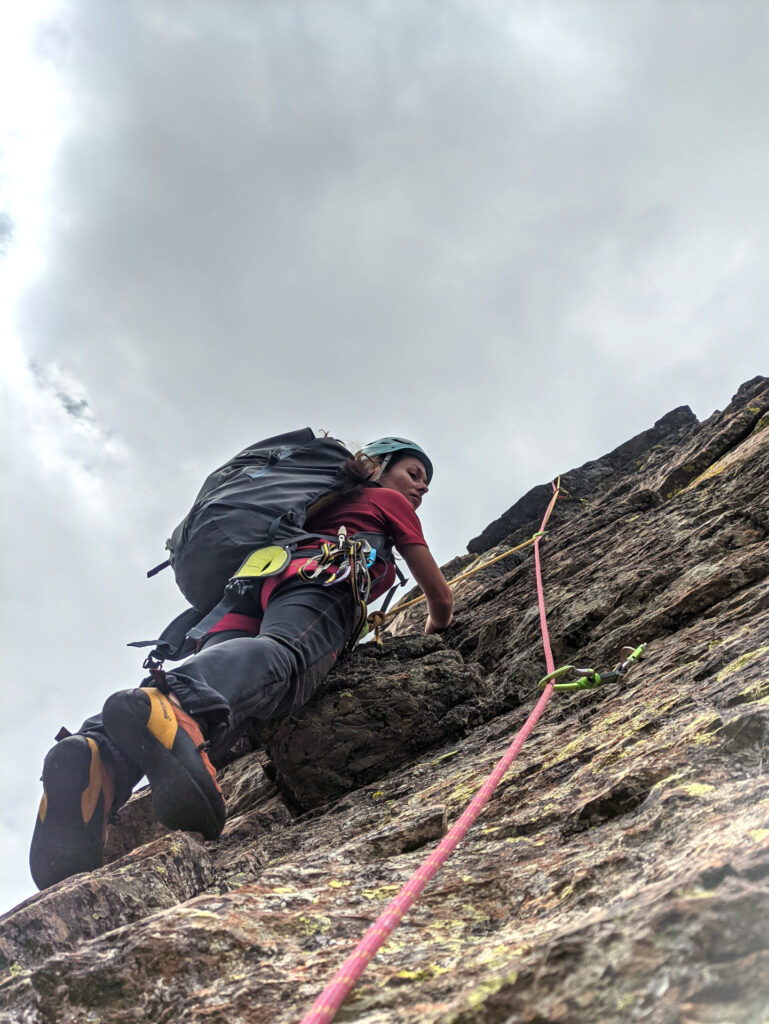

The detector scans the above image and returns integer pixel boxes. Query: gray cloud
[31,360,93,421]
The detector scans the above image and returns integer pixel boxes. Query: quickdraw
[537,643,646,692]
[299,528,374,592]
[299,527,376,648]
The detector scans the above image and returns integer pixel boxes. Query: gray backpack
[132,428,364,664]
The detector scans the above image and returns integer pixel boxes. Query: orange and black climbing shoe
[29,734,115,890]
[102,687,225,841]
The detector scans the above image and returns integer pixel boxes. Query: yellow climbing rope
[368,530,545,642]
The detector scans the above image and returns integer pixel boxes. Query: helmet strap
[374,454,392,482]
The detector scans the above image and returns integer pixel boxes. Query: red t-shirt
[308,485,426,549]
[300,484,427,601]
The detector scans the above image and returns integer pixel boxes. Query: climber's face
[379,456,429,510]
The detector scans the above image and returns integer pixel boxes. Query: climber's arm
[399,544,454,634]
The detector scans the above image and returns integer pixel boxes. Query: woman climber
[30,437,454,890]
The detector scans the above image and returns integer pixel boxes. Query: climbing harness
[300,479,608,1024]
[537,644,646,692]
[367,530,547,644]
[135,527,389,660]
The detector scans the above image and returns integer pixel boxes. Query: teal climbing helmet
[360,437,433,484]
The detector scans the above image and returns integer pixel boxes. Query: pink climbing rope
[300,481,562,1024]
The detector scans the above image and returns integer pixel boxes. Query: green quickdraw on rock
[538,643,646,692]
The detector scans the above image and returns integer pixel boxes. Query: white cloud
[3,358,129,515]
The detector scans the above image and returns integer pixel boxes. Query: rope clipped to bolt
[537,643,646,692]
[299,480,564,1024]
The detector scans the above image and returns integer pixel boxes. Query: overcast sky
[1,0,767,913]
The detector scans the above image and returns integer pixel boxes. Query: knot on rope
[366,610,388,645]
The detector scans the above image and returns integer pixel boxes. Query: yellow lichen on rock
[678,782,716,798]
[717,646,769,683]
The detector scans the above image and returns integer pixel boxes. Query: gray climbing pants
[77,577,359,806]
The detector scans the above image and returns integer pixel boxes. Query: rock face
[2,376,768,1024]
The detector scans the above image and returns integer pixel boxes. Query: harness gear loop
[298,529,370,588]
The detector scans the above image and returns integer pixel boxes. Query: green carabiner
[540,643,647,696]
[551,670,602,692]
[537,664,576,690]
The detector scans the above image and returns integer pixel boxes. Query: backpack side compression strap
[127,606,204,664]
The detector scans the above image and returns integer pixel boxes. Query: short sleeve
[372,489,428,550]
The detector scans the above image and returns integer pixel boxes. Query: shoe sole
[30,736,105,890]
[102,690,224,841]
